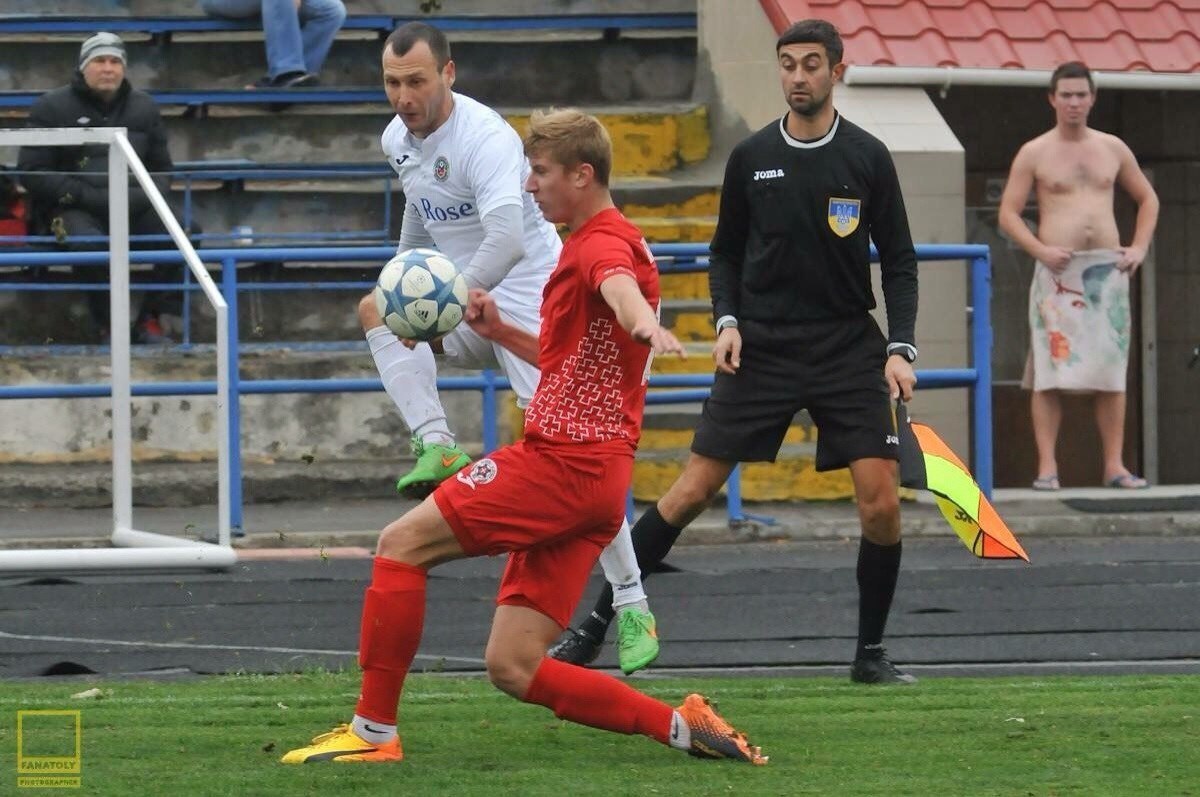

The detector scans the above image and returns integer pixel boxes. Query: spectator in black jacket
[17,32,196,343]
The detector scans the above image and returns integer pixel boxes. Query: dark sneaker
[547,627,602,666]
[850,651,917,685]
[676,694,768,765]
[250,71,319,89]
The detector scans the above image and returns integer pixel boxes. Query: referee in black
[549,19,920,684]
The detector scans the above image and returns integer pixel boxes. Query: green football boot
[395,435,471,499]
[616,606,659,675]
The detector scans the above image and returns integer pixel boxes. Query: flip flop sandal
[1106,474,1149,489]
[1032,475,1060,491]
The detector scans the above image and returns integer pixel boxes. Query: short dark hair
[776,19,843,65]
[1049,61,1094,94]
[385,21,451,70]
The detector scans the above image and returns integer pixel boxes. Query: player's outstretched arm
[464,288,540,365]
[599,274,686,357]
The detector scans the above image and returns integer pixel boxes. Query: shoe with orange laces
[676,694,768,765]
[280,724,402,764]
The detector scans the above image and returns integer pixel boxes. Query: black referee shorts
[691,315,899,471]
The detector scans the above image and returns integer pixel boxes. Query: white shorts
[440,280,542,407]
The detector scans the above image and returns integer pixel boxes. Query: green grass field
[2,672,1197,796]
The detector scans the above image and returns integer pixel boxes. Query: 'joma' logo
[753,169,785,181]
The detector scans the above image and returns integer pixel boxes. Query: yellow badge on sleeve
[827,197,861,237]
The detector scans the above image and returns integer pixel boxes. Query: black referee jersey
[709,112,918,346]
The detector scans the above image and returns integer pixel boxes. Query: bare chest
[1034,142,1119,196]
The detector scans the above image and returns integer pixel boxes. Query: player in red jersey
[281,108,767,766]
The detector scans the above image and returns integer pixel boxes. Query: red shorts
[432,439,633,628]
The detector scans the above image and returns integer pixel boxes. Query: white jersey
[381,92,560,299]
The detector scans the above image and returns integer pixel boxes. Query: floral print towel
[1022,249,1130,392]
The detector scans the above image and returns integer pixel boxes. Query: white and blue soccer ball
[373,248,468,341]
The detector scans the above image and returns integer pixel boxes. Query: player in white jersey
[356,22,659,674]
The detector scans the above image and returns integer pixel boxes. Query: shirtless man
[999,61,1159,490]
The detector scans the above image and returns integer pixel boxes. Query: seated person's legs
[52,209,109,332]
[126,206,201,342]
[297,0,347,76]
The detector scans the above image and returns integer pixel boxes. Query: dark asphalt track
[3,535,1198,680]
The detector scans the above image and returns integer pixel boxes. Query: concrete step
[631,443,858,502]
[650,341,718,374]
[0,102,708,176]
[0,445,860,510]
[659,302,716,342]
[170,168,718,245]
[14,0,696,22]
[0,261,713,346]
[0,349,508,471]
[0,29,696,106]
[635,216,716,243]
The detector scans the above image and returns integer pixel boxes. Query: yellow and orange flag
[896,403,1030,562]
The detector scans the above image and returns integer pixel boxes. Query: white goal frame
[0,127,235,571]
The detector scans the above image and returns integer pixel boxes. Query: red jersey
[523,208,660,452]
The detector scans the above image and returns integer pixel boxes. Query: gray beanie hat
[79,32,127,68]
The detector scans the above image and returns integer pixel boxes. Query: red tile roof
[761,0,1200,72]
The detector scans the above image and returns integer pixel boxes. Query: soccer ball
[373,248,468,341]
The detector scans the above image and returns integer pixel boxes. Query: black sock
[855,537,902,659]
[577,505,685,642]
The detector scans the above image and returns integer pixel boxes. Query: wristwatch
[715,315,738,333]
[887,342,918,364]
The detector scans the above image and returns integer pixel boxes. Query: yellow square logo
[16,710,82,789]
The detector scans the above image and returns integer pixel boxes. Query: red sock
[523,656,674,744]
[354,557,426,724]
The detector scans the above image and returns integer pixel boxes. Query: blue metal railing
[0,243,992,530]
[0,166,397,248]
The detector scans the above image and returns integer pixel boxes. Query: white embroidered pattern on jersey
[525,318,627,443]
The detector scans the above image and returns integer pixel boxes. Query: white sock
[351,714,397,744]
[365,326,453,443]
[667,711,691,751]
[618,600,650,615]
[600,518,648,609]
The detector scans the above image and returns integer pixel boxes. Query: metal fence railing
[0,242,993,531]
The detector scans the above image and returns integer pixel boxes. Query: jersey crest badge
[827,197,860,237]
[433,155,450,182]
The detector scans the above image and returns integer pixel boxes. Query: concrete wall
[0,350,500,464]
[696,0,970,455]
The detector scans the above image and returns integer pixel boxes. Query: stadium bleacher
[0,3,760,499]
[0,12,697,36]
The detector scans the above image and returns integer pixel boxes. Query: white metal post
[108,134,133,536]
[0,127,235,571]
[112,133,232,546]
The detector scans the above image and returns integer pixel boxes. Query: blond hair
[524,108,613,186]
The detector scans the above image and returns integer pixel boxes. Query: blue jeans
[199,0,346,78]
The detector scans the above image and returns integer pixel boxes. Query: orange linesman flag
[896,403,1030,562]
